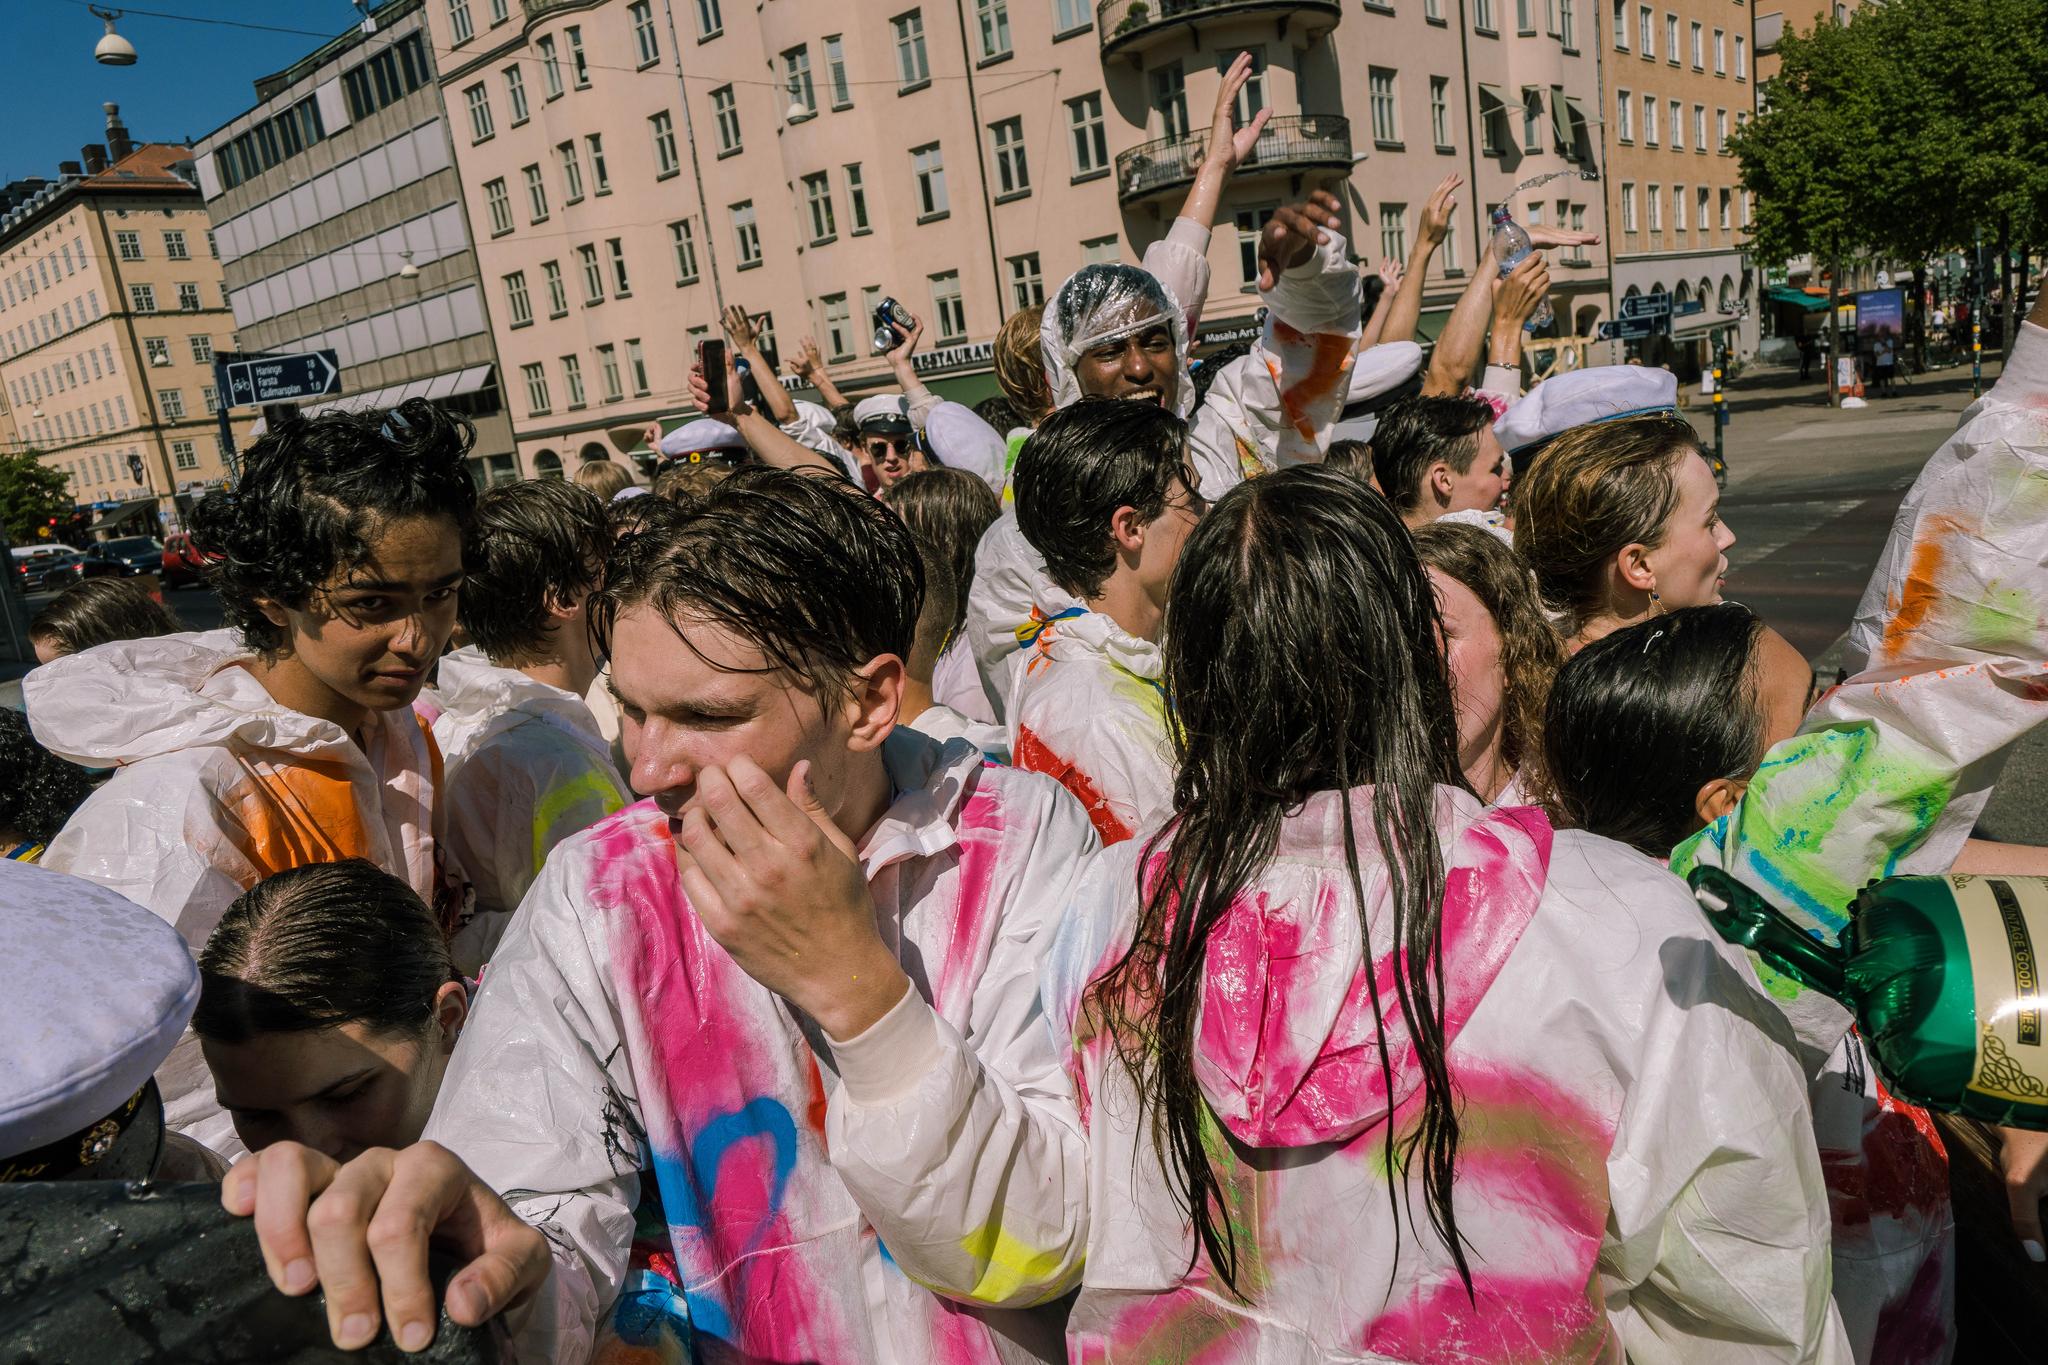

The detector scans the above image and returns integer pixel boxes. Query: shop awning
[1549,90,1573,153]
[87,499,156,534]
[1766,286,1830,312]
[301,365,495,417]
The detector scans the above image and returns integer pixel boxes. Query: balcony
[1115,114,1351,205]
[1097,0,1341,58]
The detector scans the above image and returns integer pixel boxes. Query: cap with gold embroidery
[1,861,196,1180]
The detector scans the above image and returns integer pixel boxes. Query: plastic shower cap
[1041,263,1195,419]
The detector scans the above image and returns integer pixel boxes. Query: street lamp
[90,7,136,66]
[398,250,419,279]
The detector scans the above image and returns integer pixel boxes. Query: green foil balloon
[1691,867,2048,1130]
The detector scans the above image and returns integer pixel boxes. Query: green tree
[0,448,74,546]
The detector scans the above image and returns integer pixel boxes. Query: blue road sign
[1620,292,1672,321]
[1597,317,1661,341]
[1674,298,1707,317]
[218,350,341,408]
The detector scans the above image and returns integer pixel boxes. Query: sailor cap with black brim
[1,861,197,1183]
[657,418,751,465]
[852,394,914,437]
[1493,365,1680,458]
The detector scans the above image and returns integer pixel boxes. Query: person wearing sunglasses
[851,394,925,491]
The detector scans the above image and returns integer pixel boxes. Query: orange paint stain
[1882,515,1962,660]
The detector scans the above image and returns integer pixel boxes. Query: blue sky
[3,2,367,184]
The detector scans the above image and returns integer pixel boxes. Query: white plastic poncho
[25,630,454,1157]
[429,649,631,972]
[421,730,1100,1365]
[1004,608,1172,847]
[836,788,1850,1361]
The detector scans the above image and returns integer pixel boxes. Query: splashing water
[1511,167,1602,195]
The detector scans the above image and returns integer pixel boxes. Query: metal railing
[1097,0,1340,52]
[1115,114,1352,204]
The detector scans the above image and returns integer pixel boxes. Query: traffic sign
[1620,292,1672,321]
[1597,317,1662,341]
[217,350,341,408]
[1674,298,1706,317]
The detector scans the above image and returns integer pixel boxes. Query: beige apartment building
[0,109,256,535]
[1595,0,1760,369]
[417,0,1612,478]
[191,0,518,489]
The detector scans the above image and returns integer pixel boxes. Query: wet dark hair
[608,488,687,541]
[973,395,1027,434]
[882,468,1000,637]
[1013,399,1191,600]
[1324,438,1374,476]
[459,480,609,664]
[189,399,477,656]
[652,460,736,510]
[0,708,94,845]
[194,859,456,1043]
[1541,603,1767,855]
[1088,465,1469,1295]
[592,465,922,698]
[28,578,184,658]
[1368,394,1498,513]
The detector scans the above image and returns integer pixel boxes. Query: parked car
[27,551,90,593]
[160,533,212,588]
[14,545,85,594]
[63,536,165,585]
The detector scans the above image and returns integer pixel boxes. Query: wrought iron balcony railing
[1115,114,1352,205]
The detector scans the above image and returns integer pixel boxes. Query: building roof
[0,144,199,249]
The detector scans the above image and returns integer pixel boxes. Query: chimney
[58,161,84,181]
[82,144,108,174]
[103,103,134,162]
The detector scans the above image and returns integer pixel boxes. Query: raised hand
[1257,189,1344,290]
[1419,174,1463,250]
[1493,251,1553,330]
[1377,258,1404,290]
[721,303,759,351]
[786,336,825,380]
[1527,223,1601,249]
[689,346,745,420]
[1206,52,1273,171]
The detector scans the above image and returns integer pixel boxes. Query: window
[543,260,568,315]
[163,230,189,261]
[484,178,513,235]
[1151,63,1188,140]
[669,220,700,283]
[1067,92,1108,176]
[824,35,852,107]
[1616,88,1633,141]
[784,47,816,118]
[207,230,218,258]
[464,83,494,141]
[490,0,507,22]
[1613,0,1627,48]
[1223,48,1267,122]
[1376,203,1408,261]
[173,440,198,471]
[583,133,610,193]
[1643,94,1657,145]
[894,11,930,88]
[651,110,681,176]
[608,239,631,297]
[1425,0,1442,18]
[1714,27,1726,72]
[990,118,1030,195]
[158,388,186,420]
[1430,77,1452,147]
[578,244,604,303]
[1693,105,1706,151]
[1690,21,1703,66]
[1522,88,1543,153]
[1474,0,1495,30]
[1638,4,1652,53]
[202,386,220,417]
[567,27,590,87]
[1055,0,1089,30]
[631,2,660,65]
[976,0,1011,59]
[845,164,870,232]
[1716,109,1728,150]
[912,143,948,218]
[1517,0,1533,31]
[505,65,529,124]
[1669,100,1682,148]
[732,202,761,267]
[1674,183,1687,230]
[1009,253,1044,309]
[190,335,213,364]
[695,0,722,37]
[1442,211,1461,271]
[597,344,623,402]
[538,36,563,98]
[1735,34,1746,78]
[1621,181,1637,230]
[1560,0,1574,48]
[1081,234,1120,266]
[1665,13,1678,61]
[801,173,838,242]
[144,337,170,366]
[561,354,587,408]
[505,271,533,325]
[1647,182,1662,230]
[821,293,853,360]
[449,0,473,44]
[177,283,202,312]
[524,164,549,222]
[559,142,584,203]
[930,271,966,342]
[522,362,551,415]
[627,339,650,395]
[1718,187,1732,229]
[711,87,741,153]
[1567,205,1586,258]
[1370,69,1400,144]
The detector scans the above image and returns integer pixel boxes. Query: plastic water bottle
[1490,208,1553,332]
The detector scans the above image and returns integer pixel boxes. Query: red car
[160,532,212,588]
